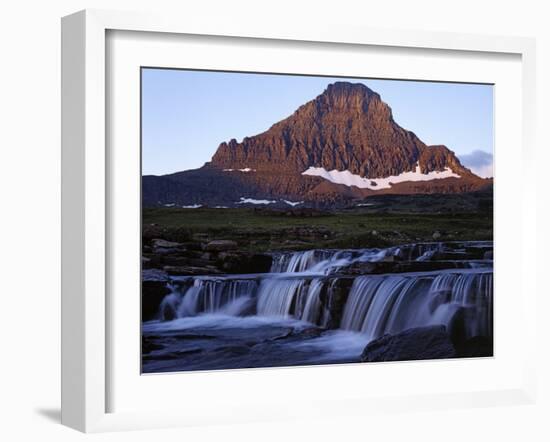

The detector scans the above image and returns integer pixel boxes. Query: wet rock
[154,247,182,256]
[142,336,164,354]
[142,256,152,269]
[219,253,272,274]
[163,265,222,276]
[151,238,186,256]
[160,256,192,266]
[160,299,177,321]
[339,260,470,276]
[320,278,353,329]
[142,269,171,321]
[143,253,162,268]
[295,327,323,338]
[142,268,170,282]
[447,306,492,356]
[152,239,182,249]
[181,242,204,251]
[432,231,442,240]
[205,240,238,252]
[430,251,475,261]
[360,325,456,362]
[455,336,493,358]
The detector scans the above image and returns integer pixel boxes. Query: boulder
[142,269,171,321]
[319,277,353,329]
[205,240,238,252]
[455,336,493,358]
[181,241,205,251]
[152,238,182,249]
[153,246,182,256]
[217,252,272,274]
[360,325,456,362]
[142,268,170,282]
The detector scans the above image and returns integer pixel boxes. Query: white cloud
[459,150,493,178]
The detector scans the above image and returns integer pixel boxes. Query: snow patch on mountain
[283,200,303,207]
[223,168,256,172]
[237,197,276,205]
[302,163,460,190]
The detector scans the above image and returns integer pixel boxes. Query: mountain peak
[324,81,376,98]
[209,82,472,180]
[309,81,382,114]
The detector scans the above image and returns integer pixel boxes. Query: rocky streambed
[142,240,493,373]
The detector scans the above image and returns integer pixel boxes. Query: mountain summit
[143,82,490,207]
[210,82,468,178]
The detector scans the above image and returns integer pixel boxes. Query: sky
[142,69,494,178]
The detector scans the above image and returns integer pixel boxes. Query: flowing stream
[143,241,493,373]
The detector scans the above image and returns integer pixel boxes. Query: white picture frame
[61,9,537,433]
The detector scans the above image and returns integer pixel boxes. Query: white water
[160,278,258,320]
[257,278,306,317]
[152,243,493,345]
[269,243,449,274]
[340,271,492,341]
[298,278,324,324]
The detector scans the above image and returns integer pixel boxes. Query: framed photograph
[61,9,537,432]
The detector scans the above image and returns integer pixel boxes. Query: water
[143,241,493,373]
[339,272,492,341]
[270,248,392,274]
[159,278,258,320]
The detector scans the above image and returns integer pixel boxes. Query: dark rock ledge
[360,325,493,362]
[143,238,273,276]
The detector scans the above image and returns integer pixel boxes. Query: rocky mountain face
[143,82,490,207]
[210,82,468,177]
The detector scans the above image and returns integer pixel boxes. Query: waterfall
[270,250,334,273]
[157,270,492,341]
[301,279,324,324]
[154,242,493,346]
[268,242,462,274]
[340,271,493,341]
[256,278,307,316]
[147,241,494,373]
[270,248,394,274]
[159,278,258,320]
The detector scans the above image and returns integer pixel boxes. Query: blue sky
[142,69,494,177]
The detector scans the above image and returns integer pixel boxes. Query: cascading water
[155,242,493,340]
[144,241,494,372]
[270,248,390,274]
[159,278,258,320]
[269,241,472,275]
[299,278,324,324]
[256,278,307,316]
[340,271,493,341]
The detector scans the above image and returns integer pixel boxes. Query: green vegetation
[143,205,493,253]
